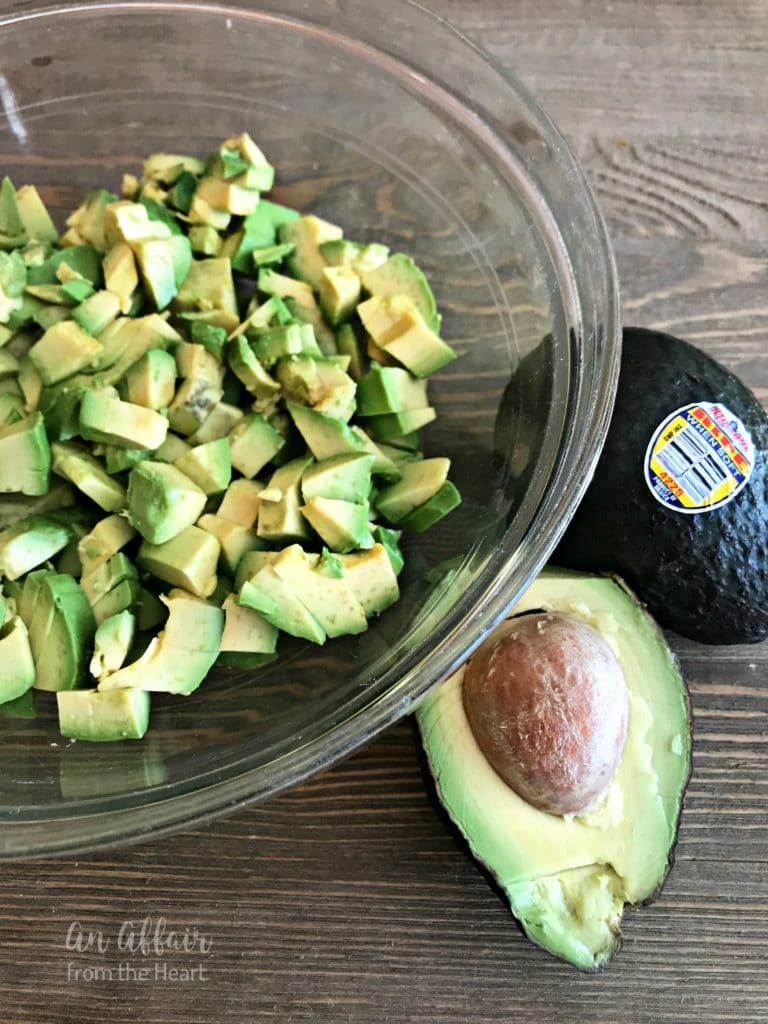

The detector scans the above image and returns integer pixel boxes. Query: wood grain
[1,1,767,1021]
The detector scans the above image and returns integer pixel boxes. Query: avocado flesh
[416,569,691,970]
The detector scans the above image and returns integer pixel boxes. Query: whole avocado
[556,327,768,644]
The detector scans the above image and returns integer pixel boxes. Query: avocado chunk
[371,526,404,576]
[287,402,367,462]
[417,568,692,970]
[173,257,238,318]
[28,320,103,386]
[556,327,768,644]
[174,342,223,386]
[154,432,191,463]
[72,289,121,337]
[257,456,313,543]
[219,592,277,656]
[316,266,361,326]
[250,323,322,368]
[356,364,429,415]
[188,401,243,445]
[277,356,356,421]
[16,185,58,244]
[79,387,168,450]
[78,514,135,577]
[272,545,367,638]
[173,438,231,495]
[89,609,137,678]
[81,552,140,625]
[278,214,343,289]
[167,377,223,436]
[301,496,374,553]
[375,457,450,523]
[57,687,150,742]
[197,513,264,576]
[358,295,456,378]
[123,348,177,409]
[337,544,400,617]
[0,411,51,495]
[24,572,96,692]
[126,460,207,544]
[239,564,326,646]
[103,242,139,313]
[137,525,219,599]
[398,480,461,532]
[0,514,70,579]
[301,452,374,505]
[0,615,36,703]
[98,589,223,695]
[360,252,440,332]
[216,478,264,528]
[319,239,389,275]
[228,413,285,479]
[363,406,436,441]
[51,442,127,513]
[226,335,280,399]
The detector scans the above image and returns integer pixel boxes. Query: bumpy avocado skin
[556,328,768,644]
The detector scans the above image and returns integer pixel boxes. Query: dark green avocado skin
[555,328,768,644]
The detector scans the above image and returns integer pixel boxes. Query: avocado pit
[462,612,629,815]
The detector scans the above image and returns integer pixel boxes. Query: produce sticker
[644,401,754,514]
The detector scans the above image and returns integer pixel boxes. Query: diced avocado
[173,257,238,317]
[0,514,69,579]
[167,377,223,435]
[138,524,219,598]
[257,456,313,543]
[0,348,19,379]
[123,348,177,409]
[28,245,102,288]
[103,243,139,313]
[217,478,264,528]
[198,513,264,575]
[14,185,56,245]
[103,444,151,474]
[317,266,361,326]
[126,460,206,544]
[79,387,168,450]
[26,572,96,691]
[57,687,150,741]
[301,453,374,505]
[250,243,296,268]
[356,364,429,415]
[375,457,450,523]
[64,188,117,251]
[219,592,278,656]
[257,267,315,307]
[135,586,167,632]
[153,432,191,463]
[189,318,228,359]
[98,588,223,695]
[0,411,51,495]
[0,177,26,248]
[372,525,404,576]
[278,215,342,289]
[72,289,121,336]
[94,312,179,376]
[174,342,223,386]
[188,223,222,256]
[187,401,243,445]
[138,195,183,238]
[188,194,231,231]
[319,239,389,275]
[142,153,205,187]
[230,200,300,273]
[174,438,231,495]
[52,443,126,512]
[360,253,440,332]
[78,514,135,577]
[363,406,436,441]
[301,496,374,553]
[28,320,103,385]
[81,551,140,625]
[277,356,356,421]
[282,296,338,357]
[234,549,278,591]
[0,390,27,429]
[335,322,367,381]
[287,402,366,461]
[228,413,285,478]
[357,295,456,378]
[226,335,280,399]
[337,544,400,617]
[89,609,137,679]
[250,323,322,368]
[195,177,260,217]
[218,133,275,187]
[0,251,27,324]
[239,564,326,645]
[60,278,95,304]
[132,237,178,309]
[272,545,368,638]
[399,480,461,531]
[103,200,172,248]
[38,385,84,441]
[0,615,35,703]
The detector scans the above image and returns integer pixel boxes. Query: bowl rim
[0,0,621,858]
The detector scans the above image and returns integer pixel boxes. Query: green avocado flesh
[417,569,691,970]
[0,135,461,741]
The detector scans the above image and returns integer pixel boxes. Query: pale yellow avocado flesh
[416,569,691,970]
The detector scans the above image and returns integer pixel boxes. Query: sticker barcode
[655,428,728,505]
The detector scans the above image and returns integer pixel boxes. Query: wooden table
[2,2,767,1021]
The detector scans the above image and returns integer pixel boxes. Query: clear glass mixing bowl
[0,0,620,857]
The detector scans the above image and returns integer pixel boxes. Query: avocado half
[416,568,691,970]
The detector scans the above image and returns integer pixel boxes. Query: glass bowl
[0,0,620,857]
